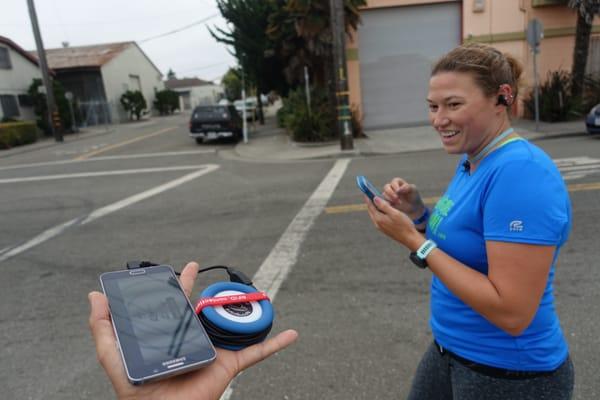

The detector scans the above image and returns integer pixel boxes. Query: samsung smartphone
[100,265,216,385]
[356,175,383,202]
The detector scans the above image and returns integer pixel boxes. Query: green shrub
[278,87,336,142]
[120,90,147,120]
[0,121,39,150]
[524,70,582,122]
[153,89,180,115]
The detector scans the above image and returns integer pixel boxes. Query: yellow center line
[74,127,177,161]
[325,183,600,215]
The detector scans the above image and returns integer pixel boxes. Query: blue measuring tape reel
[125,261,273,351]
[195,267,274,350]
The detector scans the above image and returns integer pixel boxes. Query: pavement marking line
[0,164,220,264]
[219,158,351,400]
[0,218,80,263]
[0,150,216,172]
[0,165,213,184]
[325,182,600,215]
[74,126,177,160]
[567,182,600,192]
[80,165,219,225]
[325,195,440,214]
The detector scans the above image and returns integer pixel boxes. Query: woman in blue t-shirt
[364,43,574,399]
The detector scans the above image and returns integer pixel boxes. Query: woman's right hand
[382,178,426,221]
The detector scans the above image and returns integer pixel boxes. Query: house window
[532,0,567,6]
[18,94,33,107]
[0,47,12,69]
[0,95,20,118]
[586,36,600,76]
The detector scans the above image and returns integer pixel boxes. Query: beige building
[165,78,224,110]
[347,0,600,129]
[32,42,164,125]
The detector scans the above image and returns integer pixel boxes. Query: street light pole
[27,0,63,142]
[329,0,353,150]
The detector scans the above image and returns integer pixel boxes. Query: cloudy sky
[1,0,237,82]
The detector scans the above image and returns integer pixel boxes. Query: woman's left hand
[364,196,424,252]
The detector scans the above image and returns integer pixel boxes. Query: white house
[164,77,224,110]
[0,36,43,121]
[33,41,164,125]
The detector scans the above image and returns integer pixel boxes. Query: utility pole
[329,0,353,150]
[27,0,63,142]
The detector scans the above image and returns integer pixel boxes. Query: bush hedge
[0,121,39,150]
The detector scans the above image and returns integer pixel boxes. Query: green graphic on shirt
[429,195,454,239]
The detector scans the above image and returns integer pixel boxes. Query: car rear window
[193,106,230,121]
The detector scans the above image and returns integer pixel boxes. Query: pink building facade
[347,0,600,129]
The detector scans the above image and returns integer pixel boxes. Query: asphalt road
[0,115,598,399]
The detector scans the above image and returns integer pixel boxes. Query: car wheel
[195,137,204,144]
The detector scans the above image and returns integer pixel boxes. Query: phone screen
[356,175,382,201]
[101,266,215,383]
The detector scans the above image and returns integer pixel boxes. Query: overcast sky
[1,0,237,83]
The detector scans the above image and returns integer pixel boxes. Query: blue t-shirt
[428,138,571,371]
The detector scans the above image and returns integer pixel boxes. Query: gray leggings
[407,342,574,400]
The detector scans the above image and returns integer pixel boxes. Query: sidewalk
[0,113,587,162]
[234,117,588,162]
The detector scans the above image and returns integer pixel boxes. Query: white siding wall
[171,84,224,110]
[189,84,224,107]
[100,44,164,122]
[0,45,41,120]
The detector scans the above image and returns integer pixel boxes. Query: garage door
[359,2,461,129]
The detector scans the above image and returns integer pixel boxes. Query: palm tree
[267,0,365,87]
[569,0,600,99]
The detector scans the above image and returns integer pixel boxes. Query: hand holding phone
[100,265,216,385]
[356,175,383,202]
[91,262,299,400]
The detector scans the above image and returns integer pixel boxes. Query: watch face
[409,252,428,269]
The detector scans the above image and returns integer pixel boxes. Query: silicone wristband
[412,207,430,225]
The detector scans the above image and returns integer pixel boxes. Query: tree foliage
[221,68,243,101]
[210,0,287,123]
[120,90,147,120]
[153,89,179,115]
[266,0,365,87]
[27,78,73,135]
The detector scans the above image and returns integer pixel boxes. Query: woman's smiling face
[427,71,503,157]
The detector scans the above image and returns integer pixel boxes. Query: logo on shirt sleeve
[509,220,524,232]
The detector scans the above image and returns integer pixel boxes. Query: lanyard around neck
[468,127,515,164]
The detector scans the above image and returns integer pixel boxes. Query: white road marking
[0,218,80,263]
[0,165,212,184]
[0,165,219,264]
[555,156,600,180]
[219,158,351,400]
[0,150,216,172]
[80,165,219,225]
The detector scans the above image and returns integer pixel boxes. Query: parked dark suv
[189,105,243,144]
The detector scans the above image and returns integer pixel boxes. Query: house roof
[28,41,162,76]
[0,35,41,69]
[34,41,133,69]
[165,77,213,89]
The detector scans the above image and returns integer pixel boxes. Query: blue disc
[199,282,273,335]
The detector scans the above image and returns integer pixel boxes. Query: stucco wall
[100,44,164,122]
[0,45,41,120]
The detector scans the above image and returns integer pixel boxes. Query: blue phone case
[356,175,382,201]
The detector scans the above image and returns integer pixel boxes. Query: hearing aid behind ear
[497,95,509,106]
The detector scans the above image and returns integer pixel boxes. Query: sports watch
[409,239,437,269]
